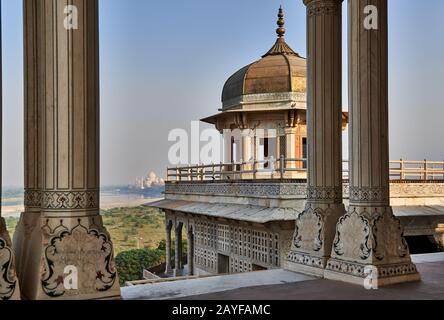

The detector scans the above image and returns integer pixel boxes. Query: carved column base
[285,202,345,277]
[27,215,121,300]
[325,206,420,287]
[0,218,20,300]
[12,211,42,300]
[324,259,420,287]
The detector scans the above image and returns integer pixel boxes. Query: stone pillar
[0,2,20,301]
[21,0,120,299]
[174,224,183,277]
[187,227,194,276]
[165,220,173,274]
[223,133,232,164]
[325,0,419,286]
[285,127,298,169]
[13,0,43,300]
[241,131,253,163]
[241,130,254,177]
[286,0,345,276]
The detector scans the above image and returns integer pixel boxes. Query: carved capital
[304,0,342,16]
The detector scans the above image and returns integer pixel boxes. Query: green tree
[115,248,165,285]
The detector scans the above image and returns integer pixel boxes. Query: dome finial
[276,5,286,38]
[262,5,299,57]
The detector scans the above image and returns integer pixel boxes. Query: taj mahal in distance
[0,0,444,303]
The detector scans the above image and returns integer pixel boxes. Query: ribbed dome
[222,48,307,103]
[222,7,306,105]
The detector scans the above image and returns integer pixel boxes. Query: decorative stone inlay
[390,182,444,197]
[166,181,307,199]
[307,186,342,202]
[349,187,389,204]
[333,210,371,260]
[287,202,345,273]
[41,190,99,210]
[167,181,444,199]
[24,189,42,208]
[330,206,412,269]
[287,251,324,269]
[293,207,323,252]
[41,220,117,298]
[372,212,409,261]
[0,237,18,300]
[326,259,418,279]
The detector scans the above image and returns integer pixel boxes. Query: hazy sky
[2,0,444,187]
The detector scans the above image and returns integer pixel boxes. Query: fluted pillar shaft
[0,2,20,300]
[348,0,389,207]
[286,0,345,276]
[19,0,120,299]
[325,0,419,286]
[13,0,43,299]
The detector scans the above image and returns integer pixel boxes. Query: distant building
[151,8,444,280]
[133,171,165,189]
[151,8,347,276]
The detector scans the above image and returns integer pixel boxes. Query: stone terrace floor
[121,253,444,300]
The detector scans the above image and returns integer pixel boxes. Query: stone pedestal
[324,0,419,286]
[17,0,120,300]
[0,219,20,300]
[286,0,345,277]
[12,212,41,300]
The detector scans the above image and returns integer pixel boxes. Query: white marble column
[286,0,345,276]
[0,2,20,299]
[241,131,253,163]
[325,0,419,286]
[241,130,254,177]
[285,127,297,169]
[20,0,120,299]
[13,0,43,300]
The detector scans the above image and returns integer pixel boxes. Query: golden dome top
[222,7,306,106]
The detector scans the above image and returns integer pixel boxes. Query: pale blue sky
[2,0,444,186]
